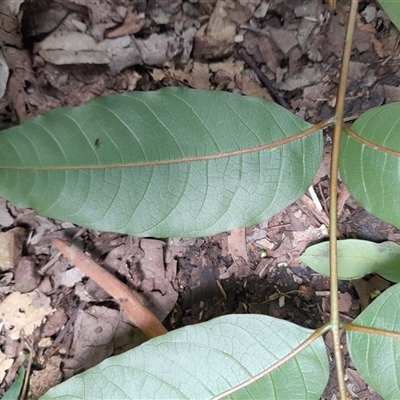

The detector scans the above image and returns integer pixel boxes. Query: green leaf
[3,366,25,400]
[0,88,322,237]
[347,283,400,399]
[340,103,400,230]
[41,315,329,400]
[300,239,400,281]
[379,0,400,32]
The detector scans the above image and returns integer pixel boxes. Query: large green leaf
[41,314,329,400]
[340,103,400,230]
[347,283,400,399]
[300,239,400,281]
[0,88,322,237]
[379,0,400,32]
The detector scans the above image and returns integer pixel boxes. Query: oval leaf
[41,315,328,400]
[0,88,322,237]
[378,0,400,32]
[300,239,400,281]
[347,283,400,399]
[340,103,400,230]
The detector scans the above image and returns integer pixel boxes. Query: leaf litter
[1,0,400,398]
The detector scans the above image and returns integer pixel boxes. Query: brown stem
[53,238,168,338]
[329,0,359,397]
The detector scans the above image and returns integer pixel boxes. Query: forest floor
[1,0,400,398]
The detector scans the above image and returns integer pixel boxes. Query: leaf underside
[300,239,400,281]
[41,314,329,400]
[347,283,400,399]
[340,102,400,231]
[0,88,322,237]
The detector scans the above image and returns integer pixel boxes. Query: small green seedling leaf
[340,102,400,231]
[300,239,400,281]
[41,314,329,400]
[347,283,400,399]
[0,88,322,238]
[3,365,25,400]
[379,0,400,32]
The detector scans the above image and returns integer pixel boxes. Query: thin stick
[239,48,290,109]
[53,238,168,338]
[52,301,87,349]
[329,0,359,397]
[20,337,34,400]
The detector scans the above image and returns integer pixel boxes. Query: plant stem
[329,0,359,397]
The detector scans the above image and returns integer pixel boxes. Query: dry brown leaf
[228,228,248,263]
[14,256,41,293]
[0,53,9,99]
[152,61,211,89]
[38,31,110,65]
[371,36,384,58]
[137,239,178,321]
[0,199,13,227]
[72,0,123,41]
[235,74,273,100]
[338,292,352,313]
[337,183,351,217]
[193,0,236,59]
[223,227,252,279]
[351,279,374,310]
[384,84,400,102]
[0,227,25,271]
[106,9,146,38]
[0,291,54,340]
[0,350,13,383]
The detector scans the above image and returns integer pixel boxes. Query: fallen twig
[239,48,289,109]
[53,238,168,338]
[51,301,87,351]
[20,335,34,400]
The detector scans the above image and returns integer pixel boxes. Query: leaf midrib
[0,128,313,171]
